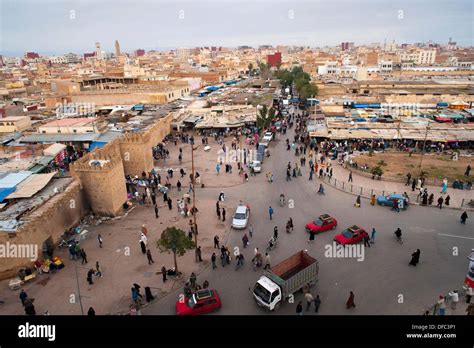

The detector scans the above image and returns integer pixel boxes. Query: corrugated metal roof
[0,171,32,188]
[18,133,100,143]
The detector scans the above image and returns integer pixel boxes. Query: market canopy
[5,172,57,199]
[43,143,67,157]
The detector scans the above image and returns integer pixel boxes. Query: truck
[252,250,319,311]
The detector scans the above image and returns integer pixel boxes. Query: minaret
[95,42,102,60]
[115,40,121,57]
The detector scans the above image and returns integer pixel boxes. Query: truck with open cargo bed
[252,250,318,311]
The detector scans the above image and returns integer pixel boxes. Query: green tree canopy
[157,226,195,272]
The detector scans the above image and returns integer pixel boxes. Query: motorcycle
[266,237,279,252]
[279,194,285,207]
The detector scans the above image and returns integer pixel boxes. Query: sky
[0,0,473,56]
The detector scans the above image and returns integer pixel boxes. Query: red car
[176,289,221,315]
[305,214,338,234]
[334,225,368,245]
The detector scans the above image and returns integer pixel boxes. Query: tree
[299,83,319,100]
[156,227,195,272]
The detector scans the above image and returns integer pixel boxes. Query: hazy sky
[1,0,473,56]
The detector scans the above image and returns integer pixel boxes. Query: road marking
[438,233,474,240]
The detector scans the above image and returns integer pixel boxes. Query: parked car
[262,132,274,142]
[249,160,262,173]
[305,214,338,234]
[176,289,222,315]
[377,193,409,208]
[334,225,368,245]
[232,205,250,229]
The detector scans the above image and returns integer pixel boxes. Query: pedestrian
[273,226,278,240]
[249,224,254,238]
[98,234,103,248]
[305,292,314,311]
[242,234,249,248]
[202,280,209,289]
[196,246,202,262]
[314,295,321,313]
[348,171,353,182]
[146,249,155,264]
[24,299,36,316]
[268,206,274,220]
[371,228,376,244]
[428,193,434,205]
[465,165,471,177]
[406,172,411,186]
[438,295,446,315]
[222,207,226,222]
[81,249,88,264]
[189,272,197,289]
[308,229,315,243]
[346,291,356,309]
[177,180,182,192]
[411,178,416,192]
[354,195,361,208]
[448,290,459,310]
[145,286,154,302]
[264,253,271,269]
[95,261,102,277]
[296,301,303,315]
[167,197,172,210]
[211,253,217,269]
[466,286,473,303]
[437,196,443,209]
[140,240,146,254]
[19,289,28,306]
[217,207,221,220]
[218,191,225,202]
[154,204,159,219]
[409,249,421,266]
[161,266,167,283]
[370,194,376,206]
[441,178,448,194]
[445,195,450,206]
[363,234,371,248]
[216,163,221,175]
[87,269,94,285]
[461,211,468,224]
[214,235,220,249]
[88,307,96,316]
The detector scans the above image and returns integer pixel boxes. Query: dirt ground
[354,152,473,182]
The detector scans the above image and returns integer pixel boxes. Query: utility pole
[418,123,430,177]
[74,264,85,315]
[191,144,199,249]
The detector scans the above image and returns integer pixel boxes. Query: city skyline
[1,0,473,56]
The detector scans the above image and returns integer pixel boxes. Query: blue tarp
[223,80,237,85]
[206,86,220,92]
[132,105,144,111]
[353,104,369,108]
[0,187,16,202]
[0,171,32,188]
[89,141,107,151]
[437,103,448,107]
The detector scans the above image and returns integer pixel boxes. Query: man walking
[296,301,303,315]
[305,292,314,311]
[87,269,94,285]
[437,196,443,209]
[346,291,356,309]
[81,249,88,264]
[161,266,167,283]
[465,165,471,177]
[146,249,155,264]
[154,204,159,219]
[363,234,371,248]
[98,234,103,248]
[405,172,411,186]
[461,211,468,224]
[268,206,274,220]
[211,253,217,269]
[195,246,202,262]
[221,207,226,222]
[348,171,353,182]
[214,235,220,249]
[314,295,321,313]
[371,228,376,244]
[95,261,102,278]
[264,252,271,270]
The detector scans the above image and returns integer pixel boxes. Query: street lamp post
[417,123,430,178]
